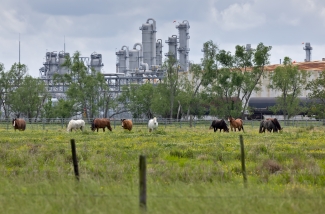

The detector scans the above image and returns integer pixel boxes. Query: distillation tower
[303,42,312,62]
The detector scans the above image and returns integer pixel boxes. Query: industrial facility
[37,18,325,119]
[39,18,191,97]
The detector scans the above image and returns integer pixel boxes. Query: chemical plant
[37,18,325,120]
[39,18,190,98]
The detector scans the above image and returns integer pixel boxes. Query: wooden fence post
[139,155,147,211]
[70,139,80,181]
[239,135,247,188]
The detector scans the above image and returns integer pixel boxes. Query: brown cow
[91,118,112,132]
[121,119,133,131]
[12,118,26,131]
[227,116,244,132]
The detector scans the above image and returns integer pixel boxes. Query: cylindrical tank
[140,18,156,67]
[129,49,140,71]
[46,51,58,76]
[90,52,103,72]
[115,49,127,73]
[177,20,190,71]
[165,35,178,60]
[58,51,70,74]
[156,39,163,66]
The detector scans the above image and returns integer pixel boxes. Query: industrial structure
[39,18,191,98]
[303,42,313,62]
[115,18,190,81]
[36,18,325,120]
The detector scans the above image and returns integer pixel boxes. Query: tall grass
[0,124,325,213]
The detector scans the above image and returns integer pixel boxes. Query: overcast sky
[1,0,325,77]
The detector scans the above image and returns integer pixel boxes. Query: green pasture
[0,122,325,213]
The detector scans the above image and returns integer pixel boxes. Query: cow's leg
[103,128,105,132]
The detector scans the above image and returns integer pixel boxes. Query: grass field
[0,121,325,213]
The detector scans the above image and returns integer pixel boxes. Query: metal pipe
[121,46,129,71]
[133,43,149,71]
[146,18,156,31]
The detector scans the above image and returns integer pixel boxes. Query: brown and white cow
[12,118,26,131]
[121,119,133,131]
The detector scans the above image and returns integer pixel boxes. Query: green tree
[0,63,28,118]
[268,57,309,119]
[53,51,108,119]
[180,41,219,121]
[152,55,180,119]
[10,76,48,121]
[52,99,75,118]
[119,83,155,118]
[306,70,325,119]
[151,83,171,118]
[207,67,244,118]
[42,97,55,120]
[0,63,10,118]
[239,43,272,118]
[215,43,272,118]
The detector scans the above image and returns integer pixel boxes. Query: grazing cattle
[259,118,282,133]
[67,119,85,132]
[148,117,158,132]
[91,118,112,132]
[12,118,26,131]
[209,119,229,132]
[266,118,283,132]
[227,116,244,132]
[121,119,133,131]
[259,120,277,133]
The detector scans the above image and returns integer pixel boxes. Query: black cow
[209,119,229,132]
[259,120,278,133]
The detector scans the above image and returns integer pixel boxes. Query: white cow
[148,117,158,132]
[67,119,85,132]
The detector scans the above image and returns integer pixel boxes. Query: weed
[170,149,194,159]
[258,159,282,174]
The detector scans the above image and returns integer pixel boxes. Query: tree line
[1,42,324,121]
